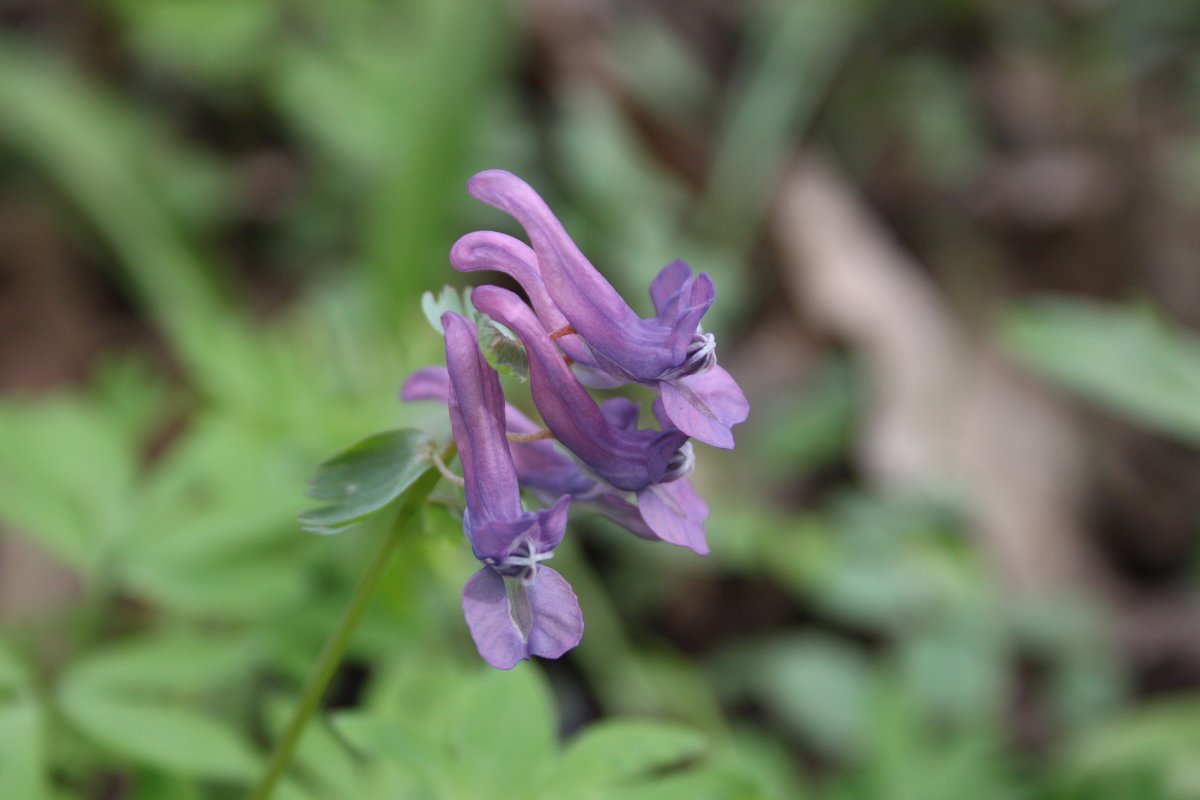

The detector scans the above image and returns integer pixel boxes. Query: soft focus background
[2,0,1200,798]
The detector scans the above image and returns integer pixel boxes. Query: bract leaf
[549,720,706,792]
[421,285,474,334]
[476,318,529,382]
[299,429,432,535]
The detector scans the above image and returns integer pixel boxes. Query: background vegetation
[2,0,1200,797]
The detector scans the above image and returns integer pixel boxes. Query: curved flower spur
[451,169,749,449]
[440,311,583,669]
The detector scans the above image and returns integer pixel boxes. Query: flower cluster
[404,170,748,669]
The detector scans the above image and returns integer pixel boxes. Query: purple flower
[403,367,709,554]
[471,285,690,490]
[451,170,749,448]
[439,311,583,669]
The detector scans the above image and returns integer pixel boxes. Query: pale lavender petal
[524,566,584,660]
[443,313,523,524]
[589,491,659,541]
[450,231,595,365]
[669,273,715,349]
[462,568,528,670]
[572,363,628,390]
[512,442,594,498]
[650,260,694,319]
[635,478,710,555]
[400,366,451,402]
[404,364,539,435]
[503,401,540,434]
[461,566,584,670]
[468,494,569,563]
[528,494,570,553]
[473,285,688,491]
[658,364,749,450]
[467,514,537,563]
[501,381,608,497]
[599,397,641,431]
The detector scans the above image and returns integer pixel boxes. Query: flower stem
[505,429,554,443]
[247,449,450,800]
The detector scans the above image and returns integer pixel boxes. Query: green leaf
[421,285,474,334]
[126,771,207,800]
[477,318,529,382]
[718,635,871,758]
[299,429,432,535]
[443,666,557,798]
[333,663,556,799]
[1004,299,1200,444]
[56,635,261,780]
[0,639,29,693]
[1064,696,1200,778]
[0,696,47,800]
[695,0,872,268]
[332,662,470,793]
[0,39,241,397]
[122,416,302,564]
[57,690,258,780]
[60,633,254,696]
[110,0,275,85]
[122,553,307,618]
[0,399,134,568]
[548,720,706,794]
[753,356,858,472]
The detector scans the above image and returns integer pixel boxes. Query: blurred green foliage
[0,0,1199,798]
[1006,298,1200,445]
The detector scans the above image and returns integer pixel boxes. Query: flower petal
[401,362,709,552]
[443,313,523,524]
[399,366,450,402]
[590,491,658,541]
[650,260,694,319]
[462,568,527,670]
[467,171,638,327]
[524,566,585,660]
[635,478,710,555]
[512,443,595,499]
[670,273,716,350]
[497,388,595,496]
[571,363,629,390]
[599,397,641,431]
[468,493,570,562]
[401,364,595,498]
[528,494,571,554]
[473,285,688,491]
[658,364,749,450]
[467,170,685,381]
[461,566,584,670]
[468,514,537,563]
[450,231,595,365]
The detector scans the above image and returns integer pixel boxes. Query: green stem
[248,454,448,800]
